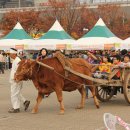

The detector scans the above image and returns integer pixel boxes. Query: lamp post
[122,12,125,26]
[83,28,89,34]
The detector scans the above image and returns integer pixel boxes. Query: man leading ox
[8,48,30,113]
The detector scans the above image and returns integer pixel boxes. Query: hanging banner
[104,44,114,50]
[15,44,24,50]
[24,44,29,50]
[56,44,66,50]
[115,43,121,50]
[68,43,104,50]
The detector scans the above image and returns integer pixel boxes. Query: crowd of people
[0,51,10,73]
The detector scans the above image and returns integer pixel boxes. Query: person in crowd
[8,48,30,113]
[120,54,130,93]
[120,49,128,61]
[17,50,26,59]
[93,55,111,79]
[5,54,10,70]
[29,53,33,59]
[37,48,48,60]
[99,55,112,74]
[2,53,6,70]
[120,54,130,68]
[9,55,12,69]
[85,51,99,98]
[111,55,121,97]
[0,51,5,74]
[86,51,98,64]
[110,49,116,62]
[37,48,49,98]
[32,52,38,59]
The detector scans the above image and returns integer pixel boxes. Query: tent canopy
[2,22,32,40]
[40,20,73,40]
[83,18,116,38]
[76,18,122,50]
[28,20,75,50]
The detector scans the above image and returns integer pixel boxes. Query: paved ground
[0,70,130,130]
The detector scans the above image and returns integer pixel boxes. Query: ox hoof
[59,110,64,115]
[96,105,100,109]
[31,109,38,114]
[75,105,84,109]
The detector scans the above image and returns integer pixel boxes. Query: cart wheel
[123,72,130,104]
[95,86,115,102]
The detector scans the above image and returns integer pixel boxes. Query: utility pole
[123,12,125,26]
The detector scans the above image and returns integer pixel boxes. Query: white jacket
[120,62,130,68]
[9,57,21,83]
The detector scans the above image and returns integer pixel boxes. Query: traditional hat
[9,48,17,54]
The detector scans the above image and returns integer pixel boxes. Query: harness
[15,60,40,80]
[16,57,94,87]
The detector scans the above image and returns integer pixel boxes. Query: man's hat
[9,48,17,54]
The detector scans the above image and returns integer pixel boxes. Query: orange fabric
[99,62,112,73]
[113,62,121,78]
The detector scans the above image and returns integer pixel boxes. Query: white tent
[121,38,130,50]
[27,20,75,50]
[75,18,122,50]
[0,22,32,50]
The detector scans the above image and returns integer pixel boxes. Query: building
[81,0,130,4]
[0,0,130,8]
[0,0,130,18]
[0,0,34,8]
[34,0,48,7]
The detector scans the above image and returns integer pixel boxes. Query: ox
[15,57,99,114]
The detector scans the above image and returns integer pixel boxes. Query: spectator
[120,54,130,68]
[32,53,38,59]
[0,51,5,74]
[37,48,49,98]
[112,55,121,97]
[99,55,111,74]
[37,48,48,60]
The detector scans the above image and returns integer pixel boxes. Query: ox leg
[76,86,86,109]
[88,81,99,108]
[55,89,65,115]
[31,92,43,114]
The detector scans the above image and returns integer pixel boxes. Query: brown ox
[15,57,99,114]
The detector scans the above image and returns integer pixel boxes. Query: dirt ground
[0,70,130,130]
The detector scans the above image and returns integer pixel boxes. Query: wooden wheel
[95,86,115,102]
[123,72,130,104]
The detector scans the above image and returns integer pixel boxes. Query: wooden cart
[95,67,130,104]
[65,66,130,104]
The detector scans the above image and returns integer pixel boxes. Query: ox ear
[25,59,28,63]
[27,59,35,64]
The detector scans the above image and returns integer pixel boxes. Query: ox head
[15,59,35,82]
